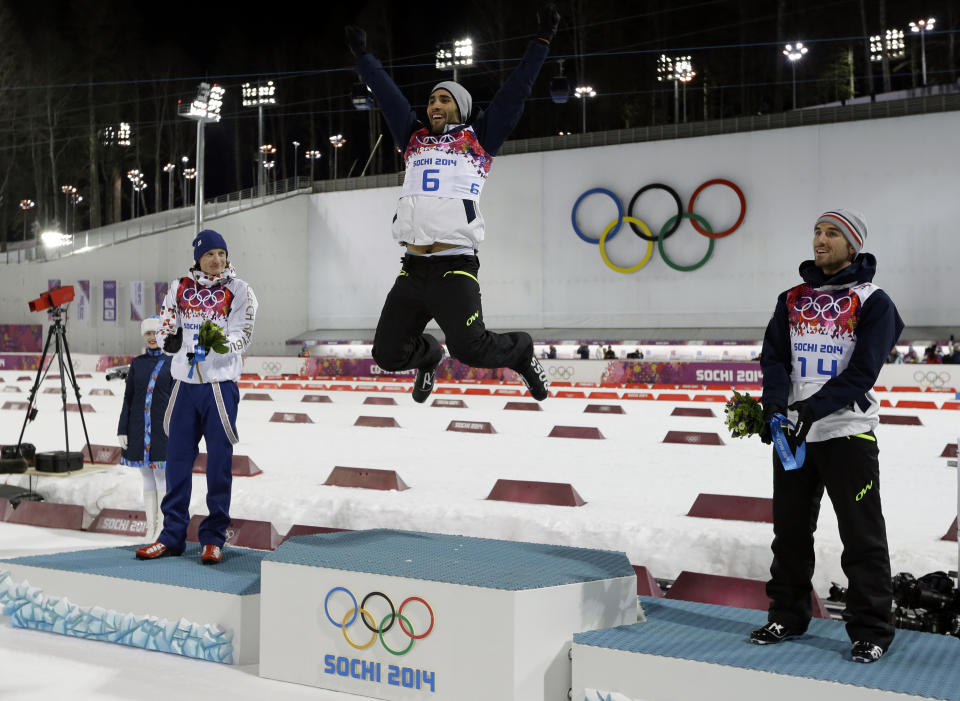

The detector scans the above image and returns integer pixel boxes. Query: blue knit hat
[192,229,228,262]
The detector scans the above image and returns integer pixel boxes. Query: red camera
[28,285,75,312]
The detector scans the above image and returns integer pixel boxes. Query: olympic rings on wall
[324,587,435,656]
[571,179,746,274]
[913,370,951,387]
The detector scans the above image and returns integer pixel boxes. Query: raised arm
[347,26,420,149]
[473,4,559,155]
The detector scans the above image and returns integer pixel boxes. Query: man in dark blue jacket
[751,209,903,663]
[344,5,559,404]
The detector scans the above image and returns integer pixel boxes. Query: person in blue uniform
[751,209,903,663]
[344,4,559,404]
[118,315,173,542]
[136,230,258,565]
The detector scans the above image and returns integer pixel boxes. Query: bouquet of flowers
[197,321,229,354]
[723,390,765,439]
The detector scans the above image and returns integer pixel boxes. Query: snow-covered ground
[0,370,957,699]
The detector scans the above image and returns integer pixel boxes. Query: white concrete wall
[2,110,957,355]
[309,110,960,331]
[0,197,309,355]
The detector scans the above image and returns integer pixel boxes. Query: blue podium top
[1,544,265,595]
[266,529,634,591]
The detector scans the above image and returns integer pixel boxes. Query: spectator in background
[603,345,616,359]
[577,343,590,360]
[548,345,557,359]
[626,348,643,359]
[885,347,902,364]
[298,343,311,358]
[118,316,173,542]
[904,346,919,363]
[923,344,942,364]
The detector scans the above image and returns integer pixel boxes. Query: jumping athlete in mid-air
[345,4,560,403]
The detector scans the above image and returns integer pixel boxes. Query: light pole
[305,150,322,182]
[675,57,696,122]
[656,54,680,124]
[178,82,225,233]
[184,168,196,207]
[435,37,473,83]
[909,18,936,86]
[163,163,176,210]
[328,135,346,180]
[19,199,35,240]
[180,156,189,205]
[782,42,809,109]
[126,170,146,219]
[242,80,277,197]
[573,85,596,133]
[60,185,76,233]
[292,141,300,188]
[71,192,83,232]
[259,144,277,192]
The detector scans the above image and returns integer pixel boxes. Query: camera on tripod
[28,285,75,312]
[892,571,960,637]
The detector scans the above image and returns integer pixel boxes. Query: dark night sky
[0,0,955,231]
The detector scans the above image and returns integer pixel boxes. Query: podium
[259,529,636,700]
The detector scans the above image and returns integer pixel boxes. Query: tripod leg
[17,322,57,447]
[54,320,71,454]
[60,328,93,460]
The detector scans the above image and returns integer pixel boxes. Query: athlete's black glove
[759,402,785,445]
[163,328,183,354]
[345,25,367,57]
[536,4,561,44]
[788,401,815,445]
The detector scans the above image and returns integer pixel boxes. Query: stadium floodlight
[328,135,346,181]
[909,18,936,85]
[782,42,809,109]
[178,82,226,232]
[242,81,278,197]
[19,199,35,240]
[657,54,694,123]
[436,37,473,82]
[305,149,322,182]
[163,163,176,209]
[101,122,133,147]
[870,28,905,62]
[573,85,596,133]
[60,185,76,233]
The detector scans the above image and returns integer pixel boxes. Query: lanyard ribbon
[770,413,806,470]
[187,342,207,380]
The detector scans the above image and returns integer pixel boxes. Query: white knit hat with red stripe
[816,209,868,253]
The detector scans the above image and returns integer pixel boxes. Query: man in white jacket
[136,230,257,564]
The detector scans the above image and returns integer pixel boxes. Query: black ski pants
[766,431,895,650]
[372,254,531,373]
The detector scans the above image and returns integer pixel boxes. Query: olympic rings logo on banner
[913,370,950,387]
[793,294,853,322]
[324,587,435,656]
[261,361,281,374]
[182,287,226,309]
[570,179,746,274]
[549,366,575,380]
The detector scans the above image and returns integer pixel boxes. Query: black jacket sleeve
[760,292,791,409]
[472,40,550,155]
[355,53,420,150]
[118,361,135,435]
[804,289,904,419]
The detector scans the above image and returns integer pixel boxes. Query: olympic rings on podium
[324,586,435,656]
[570,179,746,274]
